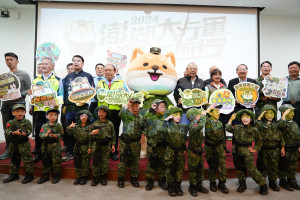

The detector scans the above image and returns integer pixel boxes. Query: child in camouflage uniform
[89,105,115,186]
[118,98,144,188]
[161,107,186,196]
[67,110,93,185]
[3,104,34,184]
[204,104,229,193]
[256,104,285,191]
[186,107,211,196]
[37,108,64,184]
[278,104,300,191]
[226,109,268,195]
[144,99,168,191]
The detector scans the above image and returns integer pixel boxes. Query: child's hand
[69,121,76,128]
[111,145,115,153]
[247,147,256,153]
[195,115,201,121]
[141,135,146,144]
[21,132,27,136]
[165,115,173,121]
[258,111,266,121]
[200,110,207,116]
[250,103,256,108]
[281,147,285,157]
[230,113,236,121]
[47,129,52,134]
[87,148,92,154]
[91,129,100,135]
[12,129,21,135]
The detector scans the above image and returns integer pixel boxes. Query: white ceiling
[1,0,300,16]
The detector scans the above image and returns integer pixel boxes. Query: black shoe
[210,181,217,192]
[146,179,154,191]
[118,178,124,188]
[91,178,99,186]
[74,178,81,185]
[37,173,49,184]
[33,154,41,163]
[62,152,74,162]
[287,178,300,190]
[175,181,183,196]
[269,180,280,191]
[168,182,176,196]
[99,175,107,186]
[52,174,60,184]
[158,179,168,190]
[130,177,140,187]
[22,173,34,184]
[259,184,268,195]
[237,180,247,193]
[111,153,119,161]
[189,184,197,197]
[218,180,229,194]
[279,178,294,191]
[31,150,36,154]
[80,176,88,185]
[197,181,209,194]
[3,174,19,183]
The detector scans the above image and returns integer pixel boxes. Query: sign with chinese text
[234,82,259,108]
[178,88,208,108]
[0,72,21,101]
[209,89,235,114]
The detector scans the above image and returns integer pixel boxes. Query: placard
[262,76,288,98]
[30,81,58,110]
[36,42,61,62]
[0,72,21,101]
[234,82,259,108]
[68,77,96,104]
[107,50,127,70]
[209,89,235,114]
[178,88,208,108]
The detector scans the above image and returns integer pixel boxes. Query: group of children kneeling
[2,99,300,197]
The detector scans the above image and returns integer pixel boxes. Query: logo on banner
[0,72,21,101]
[178,88,208,108]
[234,82,260,108]
[30,81,58,110]
[262,76,288,98]
[209,89,235,114]
[68,77,96,104]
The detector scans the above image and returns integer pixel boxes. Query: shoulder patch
[6,123,10,128]
[40,128,43,132]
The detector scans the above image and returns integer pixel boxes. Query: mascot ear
[165,52,176,67]
[130,47,144,63]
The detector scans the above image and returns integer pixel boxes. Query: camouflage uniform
[204,116,227,183]
[118,107,143,179]
[40,121,63,175]
[5,117,33,175]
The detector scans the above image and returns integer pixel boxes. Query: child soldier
[67,110,93,185]
[226,109,268,195]
[89,105,115,186]
[278,104,300,191]
[37,108,64,184]
[162,107,186,196]
[186,107,210,196]
[118,98,144,188]
[204,104,228,193]
[256,104,285,191]
[144,99,168,191]
[3,104,34,184]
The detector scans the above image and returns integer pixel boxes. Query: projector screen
[37,2,258,84]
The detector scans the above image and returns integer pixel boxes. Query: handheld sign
[68,77,96,104]
[209,89,235,114]
[0,72,21,101]
[36,42,61,62]
[234,82,260,108]
[178,88,208,108]
[107,50,127,70]
[262,76,288,98]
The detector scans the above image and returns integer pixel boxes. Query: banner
[0,72,21,101]
[97,88,145,107]
[68,77,96,104]
[178,88,208,108]
[209,89,235,114]
[234,82,260,108]
[262,76,288,98]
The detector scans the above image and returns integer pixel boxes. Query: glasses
[237,68,248,72]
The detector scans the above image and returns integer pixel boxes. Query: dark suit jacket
[227,77,257,98]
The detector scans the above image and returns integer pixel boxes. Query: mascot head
[126,47,177,96]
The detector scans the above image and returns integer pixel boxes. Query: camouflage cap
[46,108,60,115]
[236,109,255,122]
[152,99,167,106]
[76,110,93,122]
[167,106,183,117]
[261,104,277,116]
[150,47,161,55]
[279,104,295,113]
[12,104,26,111]
[186,108,201,121]
[130,97,141,104]
[94,105,111,118]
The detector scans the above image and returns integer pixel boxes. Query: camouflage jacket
[256,121,285,148]
[278,119,300,146]
[119,107,144,139]
[90,119,115,147]
[39,122,63,143]
[205,116,226,149]
[189,115,206,152]
[143,110,166,146]
[160,120,186,149]
[226,124,262,151]
[67,124,91,144]
[255,75,279,109]
[5,118,32,143]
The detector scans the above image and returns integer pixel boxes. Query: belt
[205,138,223,147]
[188,144,203,155]
[168,143,186,151]
[261,145,280,150]
[96,138,110,146]
[120,135,140,144]
[234,140,252,147]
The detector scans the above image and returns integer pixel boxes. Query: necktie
[108,81,112,89]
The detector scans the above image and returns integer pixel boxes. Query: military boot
[37,173,49,184]
[3,174,19,183]
[73,178,81,185]
[237,179,247,193]
[210,181,217,192]
[158,178,168,190]
[188,183,197,197]
[100,174,107,186]
[130,177,140,187]
[118,178,124,188]
[175,181,183,196]
[287,178,300,190]
[168,182,176,196]
[218,180,229,194]
[259,184,268,195]
[197,181,209,194]
[91,177,99,186]
[269,180,280,191]
[80,176,88,185]
[146,179,154,191]
[279,178,294,191]
[22,173,34,184]
[52,174,60,184]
